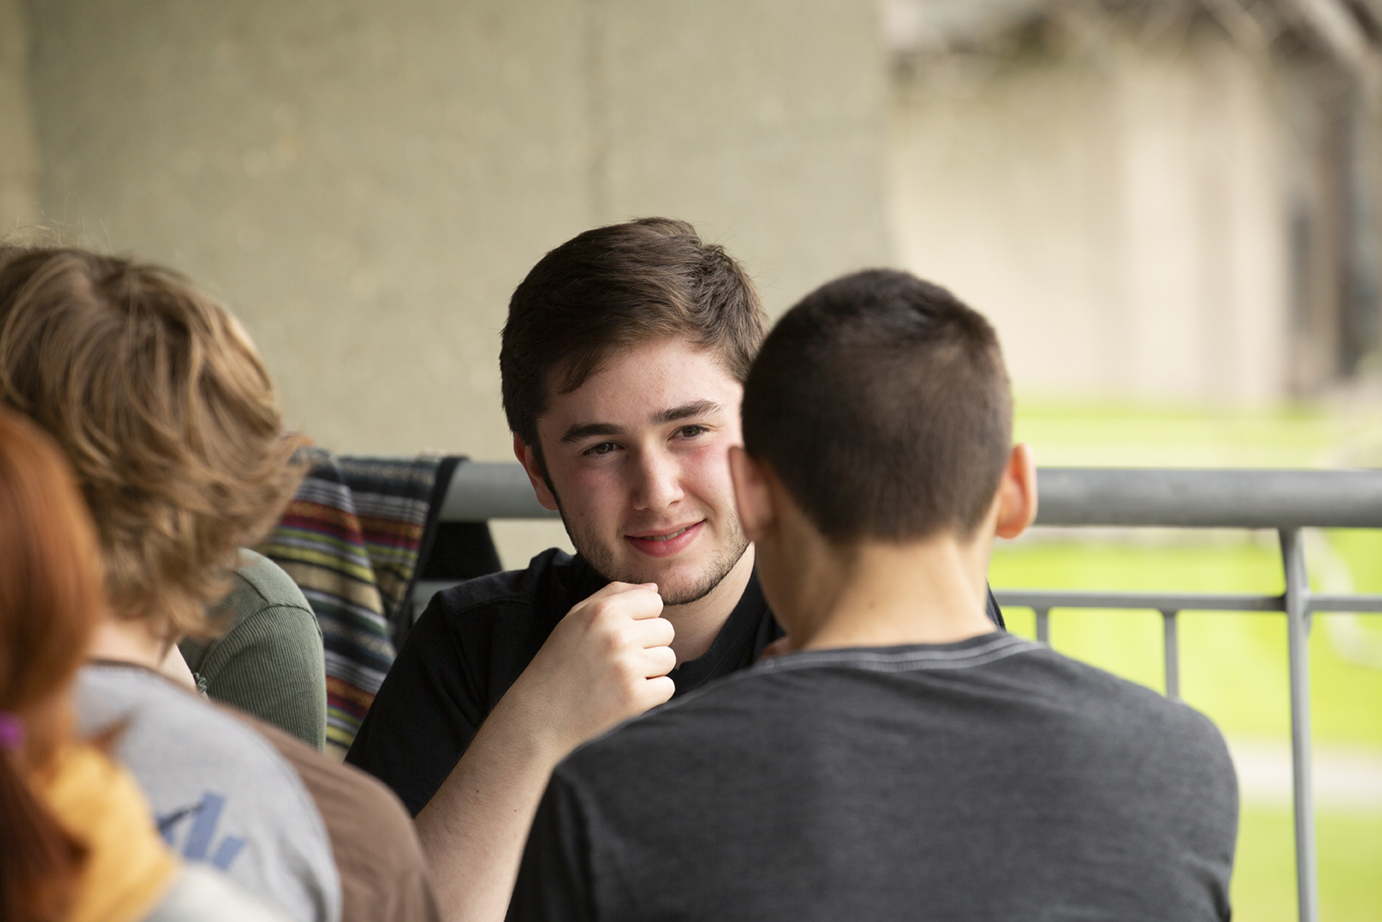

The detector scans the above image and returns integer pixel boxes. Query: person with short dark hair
[347,222,1007,922]
[507,269,1238,922]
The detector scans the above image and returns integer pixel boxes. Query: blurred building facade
[2,0,1382,459]
[887,0,1382,403]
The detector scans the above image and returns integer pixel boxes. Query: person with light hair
[0,247,439,922]
[0,405,287,922]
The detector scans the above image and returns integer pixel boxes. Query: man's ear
[994,443,1038,540]
[729,446,775,543]
[513,433,559,512]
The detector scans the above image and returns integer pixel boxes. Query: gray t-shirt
[144,865,292,922]
[509,631,1238,922]
[77,664,342,922]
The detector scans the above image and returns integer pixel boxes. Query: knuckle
[613,652,641,681]
[584,610,620,645]
[600,623,630,655]
[610,677,641,712]
[645,676,675,703]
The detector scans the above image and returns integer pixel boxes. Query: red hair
[0,406,104,922]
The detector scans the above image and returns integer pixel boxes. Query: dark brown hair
[500,218,766,452]
[0,408,101,922]
[0,248,304,640]
[742,269,1012,541]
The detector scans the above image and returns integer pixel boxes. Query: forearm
[415,695,566,922]
[417,581,675,922]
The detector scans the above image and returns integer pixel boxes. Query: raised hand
[504,581,677,758]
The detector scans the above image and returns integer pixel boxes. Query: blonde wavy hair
[0,248,304,641]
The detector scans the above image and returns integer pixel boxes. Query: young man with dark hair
[348,223,1009,921]
[507,269,1239,921]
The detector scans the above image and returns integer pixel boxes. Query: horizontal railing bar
[438,461,559,521]
[993,590,1284,611]
[993,590,1382,613]
[413,580,461,605]
[1033,468,1382,528]
[415,581,1382,616]
[429,461,1380,922]
[1309,593,1382,612]
[437,464,1382,529]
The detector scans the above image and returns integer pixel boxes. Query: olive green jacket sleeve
[181,549,329,751]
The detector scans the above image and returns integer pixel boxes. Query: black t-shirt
[508,633,1238,922]
[347,548,1006,815]
[345,549,782,815]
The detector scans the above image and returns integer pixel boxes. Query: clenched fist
[503,581,676,758]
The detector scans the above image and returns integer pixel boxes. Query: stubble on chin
[566,515,751,607]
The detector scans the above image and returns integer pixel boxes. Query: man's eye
[676,425,707,439]
[584,442,618,456]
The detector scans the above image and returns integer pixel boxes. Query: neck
[88,618,166,670]
[87,607,200,691]
[791,534,995,651]
[664,544,755,663]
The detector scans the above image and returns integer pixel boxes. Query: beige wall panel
[1200,43,1288,405]
[0,0,38,229]
[595,0,891,314]
[27,0,594,459]
[1117,52,1210,399]
[888,59,1111,394]
[888,37,1288,405]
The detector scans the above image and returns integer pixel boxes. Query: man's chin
[594,565,712,605]
[594,544,749,607]
[654,576,724,607]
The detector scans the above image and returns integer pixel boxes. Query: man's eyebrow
[560,422,624,444]
[559,401,725,444]
[652,400,723,425]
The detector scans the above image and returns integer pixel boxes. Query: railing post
[1034,608,1050,645]
[1280,528,1318,922]
[1161,610,1179,699]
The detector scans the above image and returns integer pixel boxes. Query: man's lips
[624,521,703,558]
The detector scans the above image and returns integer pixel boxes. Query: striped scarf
[260,451,438,758]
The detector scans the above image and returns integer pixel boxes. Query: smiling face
[518,336,750,605]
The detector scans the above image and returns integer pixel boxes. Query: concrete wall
[888,33,1289,405]
[23,0,889,460]
[0,0,39,229]
[22,0,889,565]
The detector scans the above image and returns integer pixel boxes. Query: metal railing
[426,463,1382,922]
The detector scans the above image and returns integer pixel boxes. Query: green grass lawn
[993,399,1382,921]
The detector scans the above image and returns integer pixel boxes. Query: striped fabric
[259,451,440,759]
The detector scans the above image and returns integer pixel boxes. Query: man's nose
[632,448,685,512]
